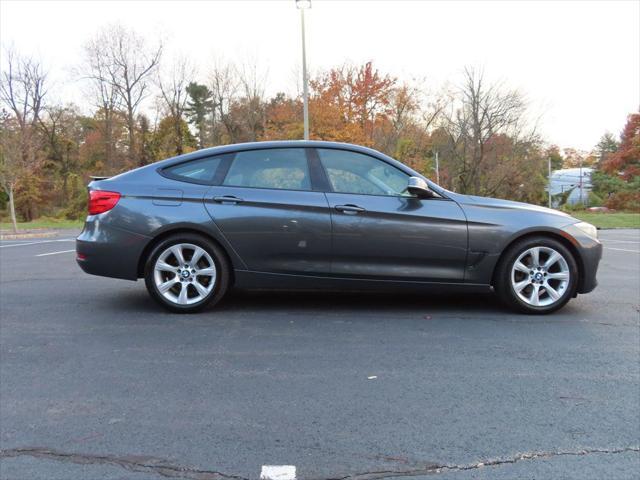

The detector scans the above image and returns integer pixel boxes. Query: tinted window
[164,156,222,183]
[223,149,311,191]
[317,149,410,196]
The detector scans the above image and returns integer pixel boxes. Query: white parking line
[604,247,640,253]
[260,465,296,480]
[0,239,75,248]
[602,239,640,244]
[600,233,640,239]
[35,249,76,257]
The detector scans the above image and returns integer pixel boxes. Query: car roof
[156,140,387,166]
[119,140,450,198]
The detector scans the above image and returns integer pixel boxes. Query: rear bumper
[76,218,151,281]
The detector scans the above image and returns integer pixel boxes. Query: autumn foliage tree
[309,62,396,145]
[592,113,640,210]
[2,26,632,224]
[603,113,640,179]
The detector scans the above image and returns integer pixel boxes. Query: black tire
[494,236,579,314]
[144,233,230,313]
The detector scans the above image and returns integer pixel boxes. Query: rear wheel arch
[491,231,584,290]
[137,227,235,285]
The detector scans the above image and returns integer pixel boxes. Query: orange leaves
[308,62,396,144]
[603,113,640,180]
[263,94,303,141]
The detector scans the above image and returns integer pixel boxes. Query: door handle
[213,195,244,204]
[335,204,366,214]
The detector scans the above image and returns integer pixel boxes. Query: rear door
[204,147,332,275]
[316,148,468,282]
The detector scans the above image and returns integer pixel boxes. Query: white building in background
[549,168,593,207]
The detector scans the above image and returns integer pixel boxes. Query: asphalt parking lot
[0,228,639,480]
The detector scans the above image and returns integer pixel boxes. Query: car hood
[451,193,575,220]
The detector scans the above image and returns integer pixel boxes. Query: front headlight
[574,221,598,239]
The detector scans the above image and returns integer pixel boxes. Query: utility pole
[297,0,311,140]
[435,150,440,185]
[548,156,552,208]
[579,155,583,204]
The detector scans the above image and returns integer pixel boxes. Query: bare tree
[440,67,530,195]
[0,48,47,160]
[421,85,450,132]
[90,24,162,165]
[158,56,193,155]
[0,48,47,228]
[0,113,22,232]
[38,104,82,202]
[209,60,239,143]
[236,61,267,141]
[81,37,121,170]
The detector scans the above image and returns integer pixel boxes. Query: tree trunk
[126,108,137,167]
[62,174,69,203]
[105,110,113,171]
[8,185,18,233]
[130,120,137,166]
[175,116,184,155]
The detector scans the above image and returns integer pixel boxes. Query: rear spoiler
[90,175,110,181]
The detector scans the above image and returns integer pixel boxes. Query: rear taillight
[88,190,121,215]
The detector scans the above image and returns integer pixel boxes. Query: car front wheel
[495,236,578,314]
[144,234,230,313]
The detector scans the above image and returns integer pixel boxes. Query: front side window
[317,148,410,196]
[223,148,311,191]
[163,156,223,184]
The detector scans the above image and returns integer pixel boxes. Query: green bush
[588,191,603,207]
[563,202,586,212]
[61,190,88,220]
[0,191,7,210]
[592,171,640,212]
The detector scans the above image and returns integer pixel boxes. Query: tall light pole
[578,155,583,204]
[548,156,552,208]
[296,0,311,140]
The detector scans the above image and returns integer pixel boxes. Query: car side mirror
[407,176,435,198]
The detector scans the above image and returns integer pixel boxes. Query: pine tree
[185,82,214,149]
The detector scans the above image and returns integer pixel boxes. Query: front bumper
[76,218,151,281]
[562,223,603,294]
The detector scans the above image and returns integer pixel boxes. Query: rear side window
[223,148,311,191]
[163,156,223,184]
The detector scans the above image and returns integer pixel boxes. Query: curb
[0,231,56,240]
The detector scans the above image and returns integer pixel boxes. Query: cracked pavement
[2,446,639,480]
[1,229,639,479]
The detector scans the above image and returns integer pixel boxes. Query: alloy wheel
[153,243,217,305]
[511,246,570,307]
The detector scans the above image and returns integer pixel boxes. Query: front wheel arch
[491,231,584,293]
[493,234,580,313]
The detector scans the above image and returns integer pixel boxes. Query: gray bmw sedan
[76,141,602,314]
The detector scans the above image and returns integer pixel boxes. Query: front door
[204,147,332,275]
[316,148,468,282]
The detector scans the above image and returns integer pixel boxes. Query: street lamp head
[296,0,311,9]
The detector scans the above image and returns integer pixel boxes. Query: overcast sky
[1,0,638,151]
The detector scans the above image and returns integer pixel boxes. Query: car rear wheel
[144,234,230,313]
[494,236,578,314]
